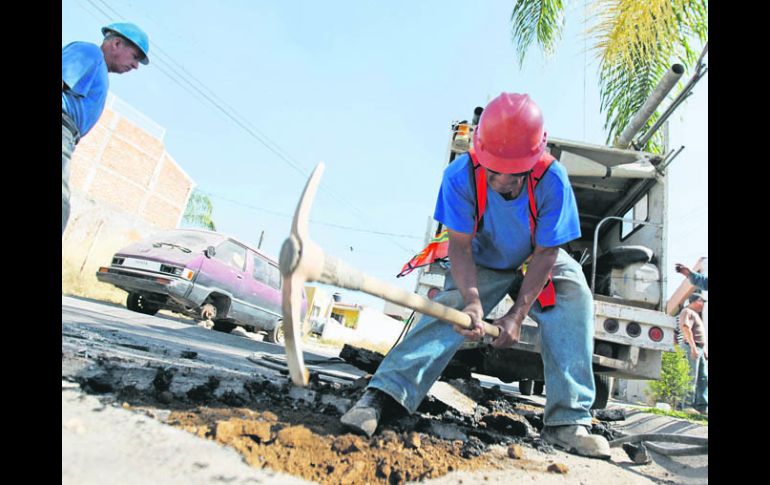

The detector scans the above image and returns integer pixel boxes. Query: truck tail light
[603,318,619,333]
[626,322,642,337]
[648,326,664,342]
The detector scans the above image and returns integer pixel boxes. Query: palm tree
[181,189,216,231]
[510,0,707,152]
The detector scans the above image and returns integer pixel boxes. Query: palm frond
[589,0,707,152]
[510,0,566,67]
[182,190,216,231]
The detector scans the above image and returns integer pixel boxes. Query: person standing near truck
[341,92,611,459]
[62,22,150,235]
[679,292,708,414]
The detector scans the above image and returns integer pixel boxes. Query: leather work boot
[340,388,395,437]
[540,425,612,459]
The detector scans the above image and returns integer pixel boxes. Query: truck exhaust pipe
[614,64,684,149]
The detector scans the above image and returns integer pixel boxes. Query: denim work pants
[684,342,708,412]
[62,121,76,236]
[369,248,596,427]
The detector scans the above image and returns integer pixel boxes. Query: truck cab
[414,109,678,408]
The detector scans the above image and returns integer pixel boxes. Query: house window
[621,194,649,240]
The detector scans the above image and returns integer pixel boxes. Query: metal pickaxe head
[279,162,327,386]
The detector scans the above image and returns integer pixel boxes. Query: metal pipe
[591,216,663,294]
[635,64,707,149]
[614,64,685,149]
[656,145,686,174]
[472,106,483,125]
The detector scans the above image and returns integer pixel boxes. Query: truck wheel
[533,380,545,395]
[519,379,534,396]
[126,292,159,316]
[591,374,613,410]
[265,322,285,345]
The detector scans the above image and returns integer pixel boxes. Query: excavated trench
[67,347,625,485]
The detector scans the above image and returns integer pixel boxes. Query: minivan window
[215,240,247,271]
[252,254,282,290]
[268,264,282,289]
[252,254,269,283]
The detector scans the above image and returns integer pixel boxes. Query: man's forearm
[447,236,480,305]
[508,247,559,319]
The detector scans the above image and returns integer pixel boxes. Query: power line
[79,0,417,255]
[197,189,422,240]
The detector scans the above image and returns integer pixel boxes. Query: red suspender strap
[528,153,557,310]
[468,148,487,235]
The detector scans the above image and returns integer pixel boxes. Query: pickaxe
[279,162,500,387]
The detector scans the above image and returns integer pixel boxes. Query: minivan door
[244,252,283,328]
[196,239,249,321]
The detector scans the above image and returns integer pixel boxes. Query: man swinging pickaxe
[278,162,499,387]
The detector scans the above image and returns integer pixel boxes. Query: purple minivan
[96,228,306,344]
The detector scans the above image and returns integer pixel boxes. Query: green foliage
[647,346,692,409]
[510,0,565,67]
[641,406,708,425]
[182,189,216,231]
[509,0,708,153]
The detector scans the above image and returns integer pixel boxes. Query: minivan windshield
[149,230,227,253]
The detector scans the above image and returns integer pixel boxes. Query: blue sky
[63,0,707,309]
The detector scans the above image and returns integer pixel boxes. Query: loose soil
[123,374,589,485]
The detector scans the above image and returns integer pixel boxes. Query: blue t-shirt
[62,41,110,137]
[433,153,581,270]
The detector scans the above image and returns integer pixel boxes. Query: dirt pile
[149,375,570,484]
[168,406,512,484]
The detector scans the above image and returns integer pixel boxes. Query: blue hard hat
[102,22,150,65]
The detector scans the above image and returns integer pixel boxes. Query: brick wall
[67,96,194,229]
[63,95,196,303]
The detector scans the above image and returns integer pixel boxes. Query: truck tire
[533,380,545,395]
[591,374,613,410]
[126,292,160,316]
[519,379,534,396]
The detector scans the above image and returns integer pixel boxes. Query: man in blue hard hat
[61,23,150,235]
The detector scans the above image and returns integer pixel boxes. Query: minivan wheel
[200,303,218,321]
[265,322,285,345]
[126,292,160,316]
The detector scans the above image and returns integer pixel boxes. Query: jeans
[369,248,596,427]
[684,342,708,412]
[62,122,76,236]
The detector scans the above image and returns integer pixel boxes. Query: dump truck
[412,105,682,409]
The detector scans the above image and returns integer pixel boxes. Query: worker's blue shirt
[62,42,109,137]
[434,152,581,270]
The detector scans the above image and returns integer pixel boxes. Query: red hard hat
[472,93,547,173]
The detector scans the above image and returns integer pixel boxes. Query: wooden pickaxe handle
[315,251,501,338]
